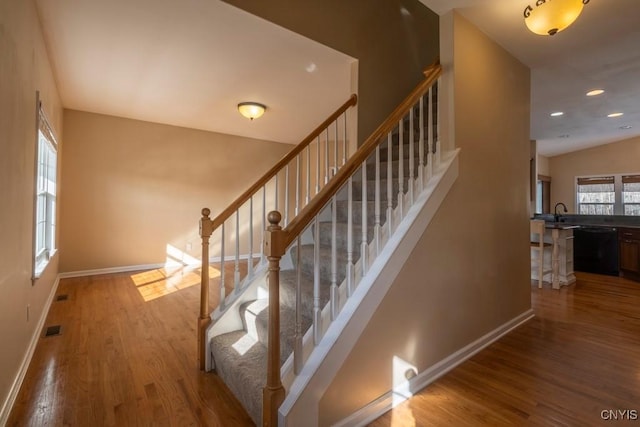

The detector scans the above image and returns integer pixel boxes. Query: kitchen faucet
[554,202,568,222]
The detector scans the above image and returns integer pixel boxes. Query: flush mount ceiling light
[237,102,266,120]
[586,89,605,96]
[524,0,590,36]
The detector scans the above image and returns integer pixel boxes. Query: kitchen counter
[545,223,580,230]
[543,226,576,288]
[534,213,640,229]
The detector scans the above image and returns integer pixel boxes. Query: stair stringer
[278,149,460,427]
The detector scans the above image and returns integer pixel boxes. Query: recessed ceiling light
[550,111,564,117]
[586,89,604,96]
[607,112,624,118]
[620,125,633,130]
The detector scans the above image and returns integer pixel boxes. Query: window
[623,175,640,215]
[34,97,58,278]
[577,176,614,215]
[576,174,640,216]
[536,174,551,214]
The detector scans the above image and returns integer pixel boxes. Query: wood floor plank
[7,263,255,427]
[370,272,640,427]
[9,268,640,426]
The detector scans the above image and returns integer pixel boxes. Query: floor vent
[44,325,62,337]
[56,294,69,301]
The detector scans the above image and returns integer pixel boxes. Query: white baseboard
[58,263,167,278]
[58,254,256,279]
[0,275,61,425]
[334,308,535,427]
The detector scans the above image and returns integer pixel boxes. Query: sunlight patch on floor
[130,245,220,302]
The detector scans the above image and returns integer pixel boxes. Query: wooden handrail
[281,63,442,247]
[210,94,358,230]
[261,59,441,424]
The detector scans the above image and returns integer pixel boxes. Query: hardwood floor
[371,272,640,427]
[7,263,255,427]
[9,271,640,426]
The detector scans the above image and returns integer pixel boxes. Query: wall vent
[44,325,62,337]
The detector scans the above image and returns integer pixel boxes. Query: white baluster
[330,195,338,320]
[418,95,425,190]
[408,108,414,206]
[334,121,338,174]
[275,174,279,212]
[361,161,368,275]
[234,210,240,292]
[324,129,329,184]
[398,120,404,219]
[387,133,393,237]
[342,112,348,166]
[248,196,254,279]
[313,217,321,345]
[306,146,311,205]
[436,79,441,166]
[219,223,225,310]
[294,235,303,374]
[316,136,320,195]
[374,145,381,255]
[295,155,300,216]
[261,185,266,264]
[284,165,289,226]
[427,86,434,181]
[346,176,354,297]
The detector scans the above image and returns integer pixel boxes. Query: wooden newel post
[198,208,214,371]
[262,211,286,427]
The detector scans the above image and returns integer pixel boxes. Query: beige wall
[0,0,63,418]
[318,12,532,424]
[59,110,293,272]
[221,0,439,146]
[537,153,550,176]
[549,136,640,213]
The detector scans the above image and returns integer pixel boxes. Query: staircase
[198,61,456,426]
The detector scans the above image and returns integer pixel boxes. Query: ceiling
[35,0,354,145]
[36,0,640,156]
[420,0,640,156]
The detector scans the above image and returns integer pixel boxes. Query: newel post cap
[264,211,286,257]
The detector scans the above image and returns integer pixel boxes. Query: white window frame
[575,173,640,216]
[622,175,640,216]
[33,93,58,279]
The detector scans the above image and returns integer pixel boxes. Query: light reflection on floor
[130,265,220,302]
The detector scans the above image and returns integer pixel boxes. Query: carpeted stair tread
[351,177,410,201]
[290,244,351,285]
[365,158,421,179]
[239,298,312,365]
[210,330,265,425]
[279,269,331,318]
[336,200,390,223]
[317,221,376,254]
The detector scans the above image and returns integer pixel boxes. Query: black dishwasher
[573,227,619,276]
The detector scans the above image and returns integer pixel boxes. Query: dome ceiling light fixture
[238,102,267,120]
[524,0,590,36]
